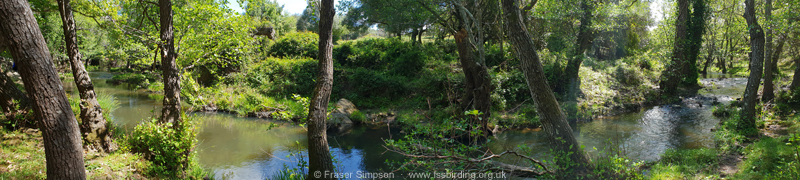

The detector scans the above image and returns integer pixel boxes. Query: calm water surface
[67,72,746,179]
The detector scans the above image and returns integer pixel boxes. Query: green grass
[0,128,150,179]
[648,148,719,179]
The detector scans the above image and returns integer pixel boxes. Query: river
[65,72,745,179]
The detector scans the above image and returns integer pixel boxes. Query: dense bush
[127,117,198,177]
[227,57,317,97]
[269,32,319,59]
[333,38,426,77]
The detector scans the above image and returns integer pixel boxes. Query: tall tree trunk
[684,0,706,86]
[502,0,592,178]
[739,0,765,132]
[306,0,336,179]
[159,0,181,125]
[455,29,492,136]
[660,0,690,98]
[762,0,774,102]
[562,0,593,101]
[0,0,86,178]
[0,68,32,128]
[57,0,116,152]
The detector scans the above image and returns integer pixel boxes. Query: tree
[660,0,689,98]
[452,0,494,136]
[57,0,117,152]
[561,0,594,101]
[0,0,86,178]
[683,0,707,86]
[0,33,32,127]
[306,0,337,179]
[502,0,592,178]
[761,0,775,102]
[738,0,765,132]
[159,0,181,125]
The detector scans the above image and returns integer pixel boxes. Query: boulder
[334,98,358,116]
[327,113,353,134]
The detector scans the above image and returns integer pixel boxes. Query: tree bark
[455,28,492,136]
[502,0,592,178]
[762,0,774,102]
[660,0,689,98]
[0,0,86,178]
[57,0,117,153]
[562,0,593,101]
[306,0,336,179]
[739,0,765,132]
[159,0,181,125]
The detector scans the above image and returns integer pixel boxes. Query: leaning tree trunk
[502,0,592,178]
[306,0,336,179]
[660,0,689,98]
[739,0,765,132]
[159,0,181,125]
[762,0,774,102]
[0,0,86,179]
[562,0,593,101]
[57,0,116,152]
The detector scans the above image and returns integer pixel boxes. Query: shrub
[269,32,318,58]
[127,117,198,177]
[349,110,366,123]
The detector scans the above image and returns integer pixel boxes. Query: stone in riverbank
[334,98,358,115]
[327,113,353,134]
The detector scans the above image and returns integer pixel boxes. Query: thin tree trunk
[762,0,774,102]
[0,0,86,178]
[660,0,689,98]
[562,0,593,101]
[159,0,181,125]
[739,0,765,132]
[702,40,715,75]
[57,0,116,152]
[306,0,336,179]
[502,0,592,178]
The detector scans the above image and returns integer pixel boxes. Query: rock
[334,99,358,116]
[327,113,353,134]
[366,112,396,125]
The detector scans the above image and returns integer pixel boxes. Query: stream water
[65,72,746,179]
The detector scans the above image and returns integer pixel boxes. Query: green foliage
[227,57,317,96]
[127,117,198,177]
[68,92,120,123]
[334,38,427,77]
[349,110,366,123]
[269,32,319,59]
